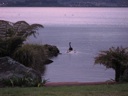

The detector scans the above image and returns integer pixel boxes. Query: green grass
[0,83,128,96]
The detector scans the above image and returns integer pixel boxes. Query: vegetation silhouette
[0,20,43,57]
[95,46,128,82]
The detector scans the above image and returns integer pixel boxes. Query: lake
[1,7,128,82]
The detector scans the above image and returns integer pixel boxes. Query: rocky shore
[0,44,60,87]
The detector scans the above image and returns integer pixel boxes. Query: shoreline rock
[0,57,41,87]
[0,44,60,87]
[43,44,60,58]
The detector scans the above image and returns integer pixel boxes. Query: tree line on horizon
[0,0,128,7]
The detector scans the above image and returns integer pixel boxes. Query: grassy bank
[0,83,128,96]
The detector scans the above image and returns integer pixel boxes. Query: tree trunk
[115,64,121,82]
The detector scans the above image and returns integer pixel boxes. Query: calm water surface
[1,7,128,82]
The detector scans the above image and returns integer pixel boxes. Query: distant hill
[0,0,128,7]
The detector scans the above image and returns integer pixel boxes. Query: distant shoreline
[1,0,128,7]
[1,6,128,7]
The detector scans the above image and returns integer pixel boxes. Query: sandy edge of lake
[44,81,116,87]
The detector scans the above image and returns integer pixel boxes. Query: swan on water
[67,42,76,53]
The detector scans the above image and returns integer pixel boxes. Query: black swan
[68,42,73,52]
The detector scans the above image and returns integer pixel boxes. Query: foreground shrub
[13,44,59,74]
[13,44,47,74]
[0,37,25,57]
[95,46,128,82]
[0,20,43,57]
[0,76,40,87]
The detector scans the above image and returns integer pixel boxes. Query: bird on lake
[67,42,73,53]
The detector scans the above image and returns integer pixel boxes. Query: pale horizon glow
[0,7,128,27]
